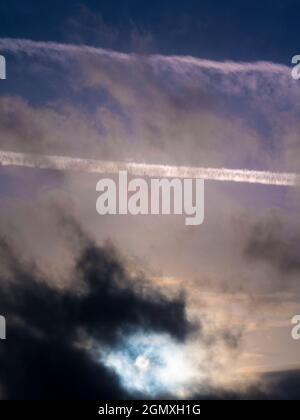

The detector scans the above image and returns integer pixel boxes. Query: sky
[0,0,300,400]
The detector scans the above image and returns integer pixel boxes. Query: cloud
[0,37,299,173]
[0,214,194,399]
[0,37,300,398]
[0,206,298,399]
[0,150,299,187]
[244,213,300,276]
[63,5,120,49]
[62,5,155,53]
[0,155,299,399]
[0,38,293,170]
[191,369,300,400]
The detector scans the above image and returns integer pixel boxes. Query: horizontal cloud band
[0,37,289,75]
[0,150,299,186]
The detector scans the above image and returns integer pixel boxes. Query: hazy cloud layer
[0,38,299,398]
[0,209,298,399]
[0,38,299,171]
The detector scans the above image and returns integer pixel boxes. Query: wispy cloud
[0,149,299,186]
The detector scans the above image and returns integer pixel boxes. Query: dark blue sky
[0,0,299,63]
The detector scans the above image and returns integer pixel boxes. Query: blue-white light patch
[100,332,203,397]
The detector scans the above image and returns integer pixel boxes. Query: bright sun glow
[100,332,204,397]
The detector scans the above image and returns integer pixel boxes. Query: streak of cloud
[0,150,299,186]
[0,37,290,74]
[0,38,290,74]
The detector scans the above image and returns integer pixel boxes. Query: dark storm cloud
[258,369,300,400]
[0,196,299,400]
[0,219,192,400]
[190,369,300,400]
[244,215,300,275]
